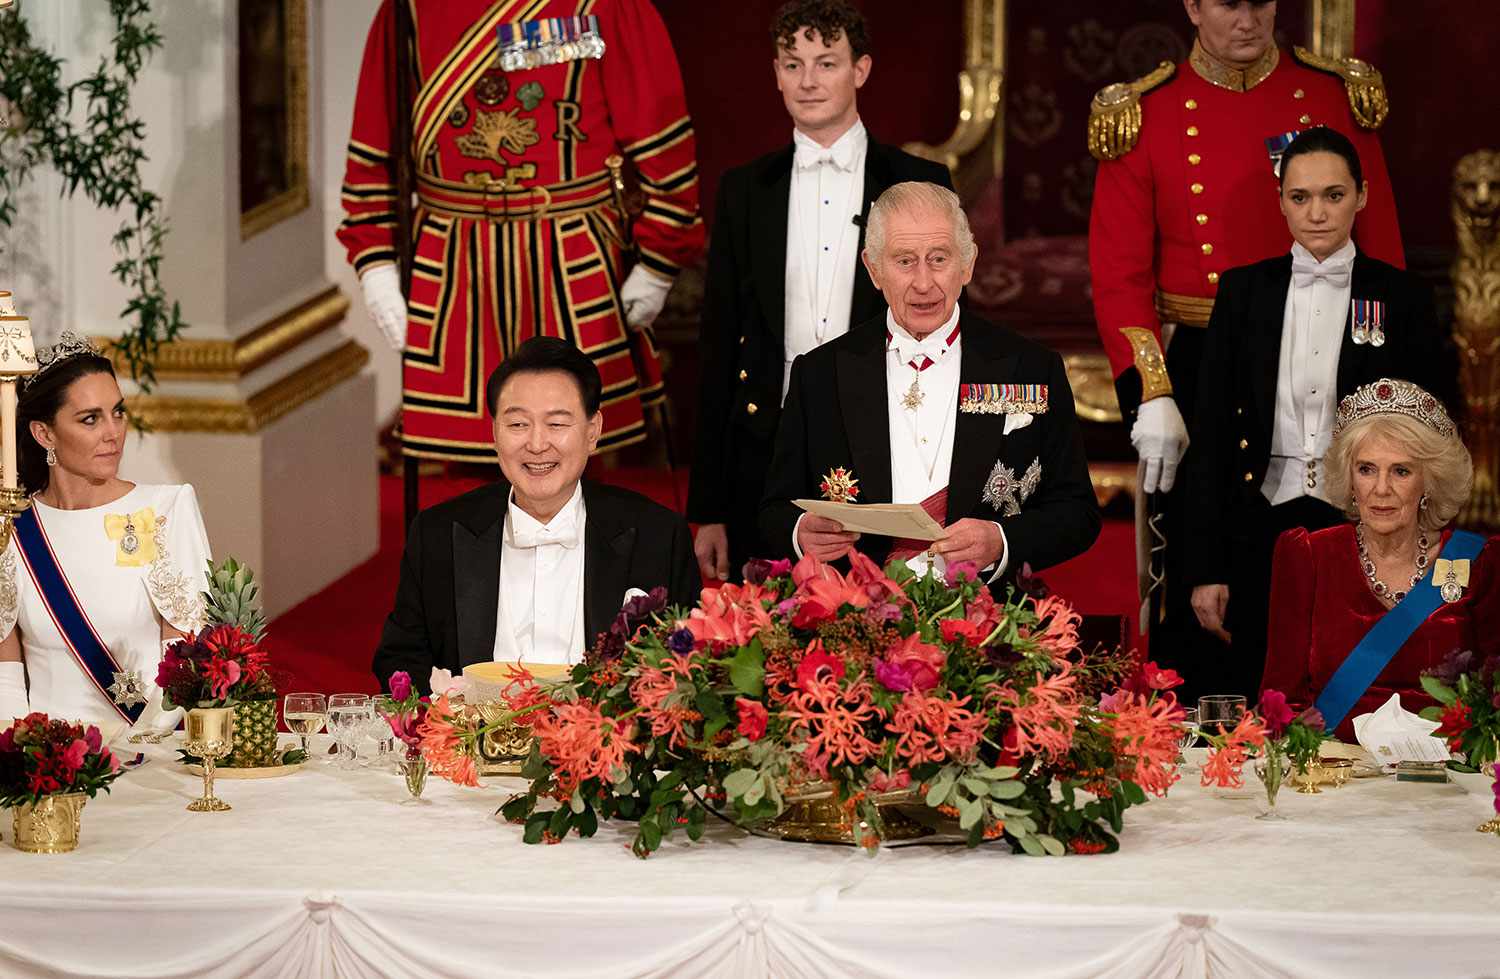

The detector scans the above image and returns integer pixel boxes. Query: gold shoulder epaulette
[1292,46,1388,130]
[1088,61,1176,161]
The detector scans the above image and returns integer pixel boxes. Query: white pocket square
[1002,413,1034,435]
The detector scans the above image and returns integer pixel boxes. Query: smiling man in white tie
[759,181,1100,582]
[373,337,700,694]
[686,0,952,584]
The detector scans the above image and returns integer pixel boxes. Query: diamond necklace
[1356,522,1430,606]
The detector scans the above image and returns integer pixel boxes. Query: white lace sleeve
[145,485,213,633]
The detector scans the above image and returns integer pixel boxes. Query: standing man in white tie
[374,338,700,692]
[687,0,952,582]
[1180,128,1457,699]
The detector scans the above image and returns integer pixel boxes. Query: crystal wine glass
[367,696,399,771]
[1176,706,1200,774]
[328,694,371,769]
[1198,694,1249,797]
[283,692,327,757]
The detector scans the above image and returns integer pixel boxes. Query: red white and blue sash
[12,507,144,725]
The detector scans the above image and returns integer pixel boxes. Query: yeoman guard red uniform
[338,0,705,460]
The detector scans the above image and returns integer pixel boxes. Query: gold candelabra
[0,291,38,551]
[1452,150,1500,530]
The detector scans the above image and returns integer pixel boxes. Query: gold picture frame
[238,0,309,239]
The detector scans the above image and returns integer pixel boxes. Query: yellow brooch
[1434,558,1470,604]
[819,467,860,504]
[104,507,158,567]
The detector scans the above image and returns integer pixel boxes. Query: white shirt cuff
[791,512,807,559]
[983,521,1009,583]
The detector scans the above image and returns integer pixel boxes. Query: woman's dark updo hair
[18,353,117,495]
[1279,126,1364,189]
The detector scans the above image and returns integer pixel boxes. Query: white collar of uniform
[792,118,868,172]
[1290,237,1357,273]
[506,481,584,549]
[886,304,962,364]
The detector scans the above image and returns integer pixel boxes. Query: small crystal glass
[327,694,371,770]
[1176,706,1200,774]
[282,692,327,757]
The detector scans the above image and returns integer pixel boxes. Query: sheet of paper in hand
[793,500,945,541]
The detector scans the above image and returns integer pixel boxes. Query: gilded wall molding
[96,285,349,381]
[902,0,1004,184]
[128,339,370,433]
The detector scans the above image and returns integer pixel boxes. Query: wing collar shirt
[496,482,587,664]
[1263,239,1355,507]
[783,119,868,400]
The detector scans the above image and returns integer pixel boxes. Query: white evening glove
[360,264,408,352]
[1131,396,1190,494]
[0,660,29,724]
[619,266,673,332]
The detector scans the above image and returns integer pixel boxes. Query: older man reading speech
[760,181,1100,579]
[373,338,699,692]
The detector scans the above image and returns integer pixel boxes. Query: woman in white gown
[0,333,212,738]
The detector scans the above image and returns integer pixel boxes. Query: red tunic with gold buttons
[337,0,704,460]
[1089,42,1403,388]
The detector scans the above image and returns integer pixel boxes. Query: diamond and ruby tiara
[1333,377,1456,440]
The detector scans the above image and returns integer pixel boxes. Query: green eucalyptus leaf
[1037,834,1065,857]
[1017,834,1045,857]
[988,780,1026,800]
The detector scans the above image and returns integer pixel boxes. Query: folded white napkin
[1352,692,1448,767]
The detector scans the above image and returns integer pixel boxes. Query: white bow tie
[1291,253,1353,288]
[794,144,850,172]
[509,517,580,550]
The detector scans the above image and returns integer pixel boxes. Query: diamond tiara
[24,331,104,389]
[1332,378,1456,440]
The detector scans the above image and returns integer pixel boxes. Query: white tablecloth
[2,739,1498,979]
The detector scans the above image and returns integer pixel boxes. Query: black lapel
[1252,255,1293,441]
[836,319,893,504]
[751,146,793,339]
[582,481,634,642]
[949,314,1015,518]
[452,487,506,670]
[1335,254,1374,396]
[849,141,894,326]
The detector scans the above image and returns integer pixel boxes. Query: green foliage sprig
[0,0,185,391]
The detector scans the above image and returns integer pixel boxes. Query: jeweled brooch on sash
[1351,298,1387,347]
[105,507,158,567]
[960,383,1048,415]
[107,669,148,709]
[820,467,860,503]
[1434,557,1469,604]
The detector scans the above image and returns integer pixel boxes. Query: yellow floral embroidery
[0,548,17,636]
[455,108,540,164]
[104,508,159,567]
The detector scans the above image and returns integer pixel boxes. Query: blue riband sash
[1314,529,1486,731]
[12,508,143,725]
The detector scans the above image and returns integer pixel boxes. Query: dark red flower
[940,619,981,645]
[1435,703,1473,751]
[795,642,846,692]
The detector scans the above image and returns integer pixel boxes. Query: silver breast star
[107,670,148,709]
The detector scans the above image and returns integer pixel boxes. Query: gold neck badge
[1189,38,1279,92]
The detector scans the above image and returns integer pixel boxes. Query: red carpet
[267,470,1136,695]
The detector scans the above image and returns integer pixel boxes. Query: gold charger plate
[184,760,307,780]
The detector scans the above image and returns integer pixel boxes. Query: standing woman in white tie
[1178,127,1458,701]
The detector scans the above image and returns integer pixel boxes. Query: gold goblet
[183,707,236,812]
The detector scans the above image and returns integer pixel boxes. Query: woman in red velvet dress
[1263,379,1500,739]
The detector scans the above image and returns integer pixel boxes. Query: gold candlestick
[0,307,38,552]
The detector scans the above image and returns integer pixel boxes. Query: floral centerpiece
[421,554,1188,858]
[0,713,123,852]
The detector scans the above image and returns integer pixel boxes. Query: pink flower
[784,677,883,768]
[886,690,987,766]
[795,640,846,692]
[1108,693,1184,797]
[991,663,1081,762]
[736,698,769,741]
[388,671,413,701]
[1258,689,1294,739]
[531,700,640,794]
[874,659,914,693]
[84,726,103,754]
[869,768,912,793]
[202,657,242,702]
[1492,770,1500,817]
[883,633,947,692]
[1141,661,1183,691]
[59,739,89,777]
[1027,594,1081,660]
